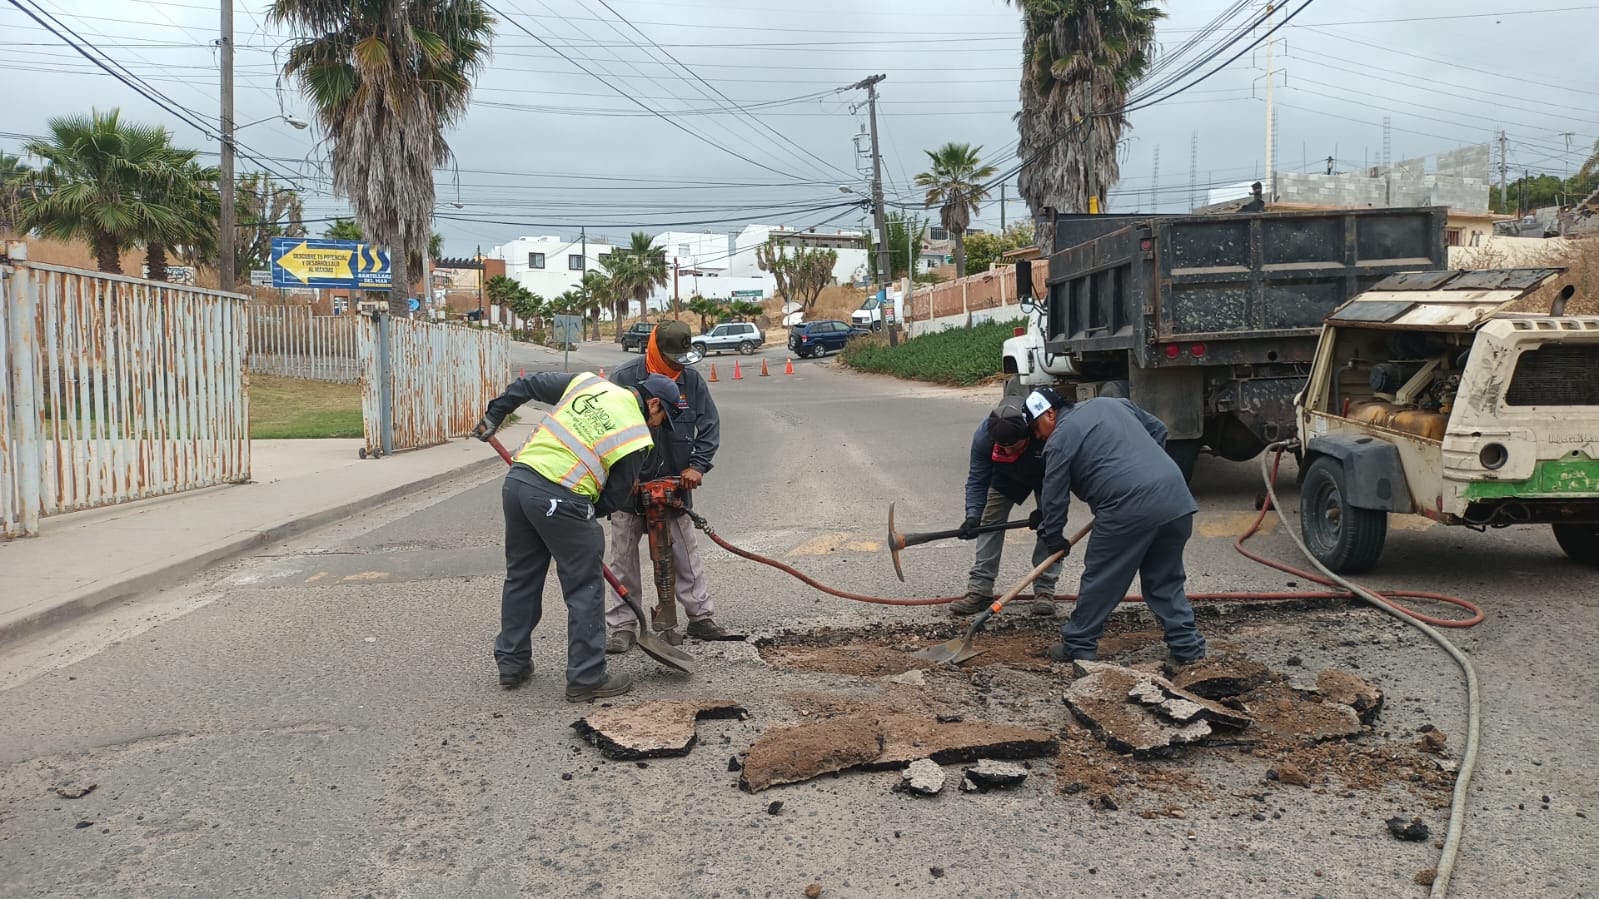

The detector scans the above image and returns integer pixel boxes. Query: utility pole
[475,244,484,317]
[853,73,896,346]
[1000,183,1006,231]
[1263,1,1275,202]
[1498,130,1509,212]
[672,258,680,320]
[218,0,235,293]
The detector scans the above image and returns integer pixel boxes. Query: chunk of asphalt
[1315,669,1385,724]
[1386,816,1430,842]
[960,759,1029,791]
[896,759,945,797]
[570,699,746,761]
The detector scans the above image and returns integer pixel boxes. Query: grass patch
[840,320,1013,386]
[250,374,364,439]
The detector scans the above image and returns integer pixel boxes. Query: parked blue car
[787,319,872,358]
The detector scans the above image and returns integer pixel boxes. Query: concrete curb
[0,455,502,649]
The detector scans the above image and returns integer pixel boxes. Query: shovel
[487,436,696,675]
[911,522,1093,667]
[887,502,1036,582]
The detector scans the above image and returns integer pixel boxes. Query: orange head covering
[646,327,683,379]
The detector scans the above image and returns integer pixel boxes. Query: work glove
[470,414,502,442]
[1027,508,1043,529]
[957,516,981,540]
[1039,527,1071,557]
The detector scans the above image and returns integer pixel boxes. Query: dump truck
[1003,207,1449,478]
[1296,267,1599,571]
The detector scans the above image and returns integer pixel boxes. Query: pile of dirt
[757,620,1162,677]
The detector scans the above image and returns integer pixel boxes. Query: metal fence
[249,305,360,383]
[357,315,509,457]
[2,260,250,537]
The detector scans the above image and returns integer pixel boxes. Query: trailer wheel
[1552,524,1599,566]
[1166,439,1201,484]
[1300,456,1387,574]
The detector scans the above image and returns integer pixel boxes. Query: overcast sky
[3,0,1596,256]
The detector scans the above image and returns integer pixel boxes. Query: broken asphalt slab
[571,699,747,761]
[739,713,1058,793]
[1315,669,1385,724]
[960,760,1029,792]
[897,759,946,796]
[1064,661,1253,759]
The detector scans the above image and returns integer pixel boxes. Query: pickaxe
[886,502,1037,582]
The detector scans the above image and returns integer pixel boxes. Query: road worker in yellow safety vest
[471,370,686,702]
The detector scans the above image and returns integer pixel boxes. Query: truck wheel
[1166,439,1201,484]
[1002,375,1028,399]
[1300,456,1387,574]
[1552,524,1599,565]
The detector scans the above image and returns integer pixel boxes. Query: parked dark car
[621,322,655,353]
[786,319,871,358]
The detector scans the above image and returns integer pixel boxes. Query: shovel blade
[635,630,697,674]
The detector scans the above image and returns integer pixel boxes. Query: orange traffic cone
[759,358,770,377]
[784,357,795,375]
[732,361,743,380]
[709,363,719,382]
[598,366,605,378]
[519,368,526,377]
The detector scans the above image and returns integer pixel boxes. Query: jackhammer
[636,476,689,645]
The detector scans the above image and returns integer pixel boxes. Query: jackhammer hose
[1259,444,1481,899]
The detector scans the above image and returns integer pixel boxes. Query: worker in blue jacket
[1031,391,1207,665]
[949,392,1064,618]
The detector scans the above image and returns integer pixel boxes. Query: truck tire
[1002,375,1029,399]
[1099,379,1131,399]
[1165,439,1201,484]
[1300,455,1387,574]
[1552,524,1599,565]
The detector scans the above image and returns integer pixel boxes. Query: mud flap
[1305,435,1415,512]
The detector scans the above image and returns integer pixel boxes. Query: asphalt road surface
[2,337,1594,898]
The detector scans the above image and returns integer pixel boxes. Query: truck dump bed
[1045,208,1448,366]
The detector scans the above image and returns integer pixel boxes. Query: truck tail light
[1014,326,1026,338]
[1190,343,1207,358]
[1164,344,1180,359]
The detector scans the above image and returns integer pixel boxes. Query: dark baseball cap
[636,373,688,429]
[1024,386,1070,421]
[987,397,1031,444]
[653,320,703,365]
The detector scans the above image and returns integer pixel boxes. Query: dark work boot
[949,591,991,616]
[605,630,636,655]
[565,672,634,703]
[1030,593,1058,618]
[686,617,730,640]
[499,667,532,689]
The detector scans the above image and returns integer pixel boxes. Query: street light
[237,113,309,131]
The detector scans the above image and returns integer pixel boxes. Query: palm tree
[600,232,668,340]
[914,143,998,277]
[1,152,33,232]
[140,156,221,283]
[19,109,190,274]
[1006,0,1163,241]
[685,295,724,332]
[270,0,494,315]
[579,270,610,341]
[324,218,363,240]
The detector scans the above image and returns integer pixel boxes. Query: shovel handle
[986,522,1093,615]
[899,518,1033,548]
[487,435,516,465]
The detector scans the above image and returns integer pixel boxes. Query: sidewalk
[0,424,531,648]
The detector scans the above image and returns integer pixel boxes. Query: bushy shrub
[841,320,1013,386]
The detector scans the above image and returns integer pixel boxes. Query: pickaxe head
[888,502,908,582]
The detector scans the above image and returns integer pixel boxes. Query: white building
[490,235,617,300]
[727,224,870,285]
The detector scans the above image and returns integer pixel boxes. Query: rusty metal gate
[249,305,360,383]
[2,259,250,538]
[357,314,509,457]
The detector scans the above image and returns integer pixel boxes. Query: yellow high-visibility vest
[514,373,653,500]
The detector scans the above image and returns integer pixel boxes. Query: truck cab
[1296,268,1599,572]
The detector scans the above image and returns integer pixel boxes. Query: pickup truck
[1004,207,1448,478]
[620,322,654,353]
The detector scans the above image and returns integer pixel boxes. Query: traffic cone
[598,366,605,378]
[709,364,719,382]
[519,368,526,378]
[784,357,794,375]
[759,358,770,377]
[733,361,743,380]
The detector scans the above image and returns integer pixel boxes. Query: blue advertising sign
[270,236,391,290]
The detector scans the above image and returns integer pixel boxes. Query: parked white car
[693,321,764,356]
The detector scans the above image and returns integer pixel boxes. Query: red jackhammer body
[636,477,687,639]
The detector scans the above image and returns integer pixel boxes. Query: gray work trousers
[604,509,714,632]
[967,488,1062,597]
[495,475,608,689]
[1060,513,1206,662]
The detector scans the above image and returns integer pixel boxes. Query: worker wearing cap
[1030,391,1207,665]
[471,370,685,702]
[949,391,1065,618]
[603,320,728,654]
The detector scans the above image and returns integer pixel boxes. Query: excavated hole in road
[751,604,1455,810]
